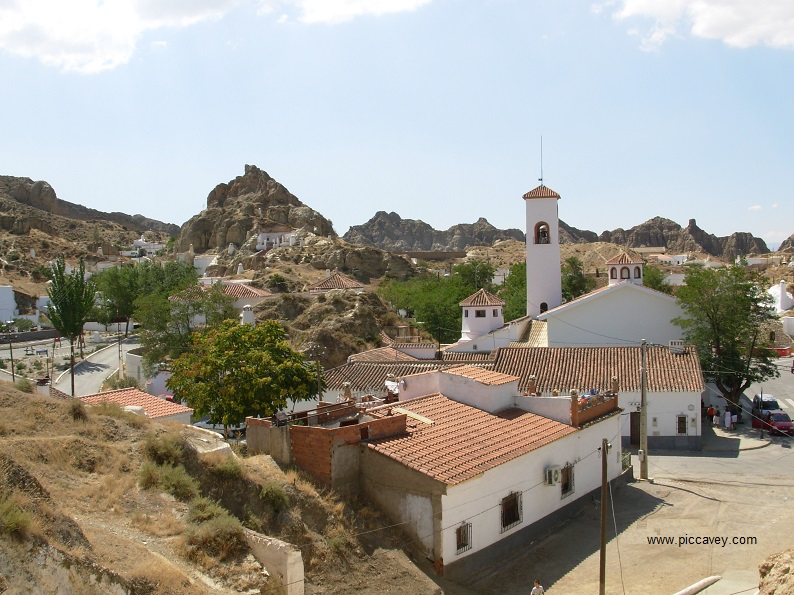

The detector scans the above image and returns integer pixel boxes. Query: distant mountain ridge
[345,212,774,261]
[0,175,180,236]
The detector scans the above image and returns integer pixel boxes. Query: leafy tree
[166,320,318,436]
[643,265,673,294]
[561,256,595,302]
[46,257,96,396]
[93,265,138,335]
[136,282,237,376]
[499,261,527,322]
[673,264,779,408]
[452,260,495,292]
[12,318,35,332]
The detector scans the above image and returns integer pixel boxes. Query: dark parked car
[751,394,781,428]
[761,410,794,435]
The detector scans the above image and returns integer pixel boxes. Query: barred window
[500,492,522,532]
[456,522,472,554]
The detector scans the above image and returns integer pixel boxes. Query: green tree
[499,261,527,322]
[643,265,673,294]
[136,282,237,376]
[561,256,595,302]
[673,264,779,408]
[453,260,495,292]
[93,265,138,335]
[46,257,96,396]
[166,320,318,436]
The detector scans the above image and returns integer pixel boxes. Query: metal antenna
[538,136,544,184]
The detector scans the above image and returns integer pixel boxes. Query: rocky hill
[779,233,794,252]
[345,211,773,261]
[0,175,180,237]
[343,211,525,252]
[176,165,335,253]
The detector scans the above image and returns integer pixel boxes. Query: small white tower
[459,289,505,342]
[605,252,644,286]
[240,304,255,326]
[524,185,562,317]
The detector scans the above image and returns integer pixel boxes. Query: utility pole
[599,438,609,595]
[640,339,649,480]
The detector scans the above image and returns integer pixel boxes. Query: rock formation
[176,165,335,253]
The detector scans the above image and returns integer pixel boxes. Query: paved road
[53,336,140,397]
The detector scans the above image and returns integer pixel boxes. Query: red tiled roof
[605,252,643,265]
[459,288,505,307]
[307,272,364,291]
[81,389,193,420]
[367,394,577,485]
[392,342,438,350]
[440,351,496,362]
[348,347,420,363]
[379,331,394,346]
[441,365,519,386]
[522,185,561,199]
[492,346,704,393]
[324,361,491,391]
[221,283,272,299]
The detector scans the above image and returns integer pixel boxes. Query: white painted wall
[440,413,622,564]
[515,394,572,424]
[525,195,562,317]
[460,306,504,341]
[541,284,684,347]
[619,390,701,439]
[398,370,519,413]
[395,345,437,359]
[450,317,532,353]
[0,286,19,322]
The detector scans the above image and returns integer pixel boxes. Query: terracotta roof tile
[81,389,193,420]
[459,288,506,307]
[307,272,364,291]
[605,252,643,265]
[367,394,577,485]
[439,351,496,362]
[348,347,420,363]
[522,185,561,200]
[509,319,548,347]
[324,361,491,391]
[492,346,704,393]
[441,365,519,386]
[220,283,272,299]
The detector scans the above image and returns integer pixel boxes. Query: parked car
[761,410,794,435]
[751,394,781,428]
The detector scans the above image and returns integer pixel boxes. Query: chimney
[325,269,331,278]
[240,305,255,326]
[611,376,619,394]
[342,382,352,402]
[570,389,579,426]
[528,374,537,396]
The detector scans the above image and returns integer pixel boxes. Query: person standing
[531,580,545,595]
[713,406,721,428]
[725,408,732,431]
[707,405,715,426]
[731,406,738,430]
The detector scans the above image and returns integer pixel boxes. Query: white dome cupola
[604,252,644,286]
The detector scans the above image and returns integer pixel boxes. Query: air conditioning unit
[545,465,561,486]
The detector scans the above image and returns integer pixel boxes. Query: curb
[54,337,130,385]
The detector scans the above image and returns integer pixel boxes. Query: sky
[1,1,793,248]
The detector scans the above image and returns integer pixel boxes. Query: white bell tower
[524,185,562,317]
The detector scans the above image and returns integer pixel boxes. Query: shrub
[159,465,199,502]
[105,375,141,390]
[0,495,31,538]
[14,362,26,372]
[144,431,184,466]
[186,497,226,524]
[0,359,5,370]
[183,514,246,562]
[260,481,289,513]
[138,461,162,490]
[15,378,33,394]
[206,455,245,481]
[69,398,88,421]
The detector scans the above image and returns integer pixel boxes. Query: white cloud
[0,0,433,73]
[610,1,794,50]
[772,202,779,209]
[0,0,239,73]
[747,205,762,212]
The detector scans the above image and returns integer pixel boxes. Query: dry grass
[74,473,136,512]
[131,511,185,537]
[89,401,148,429]
[284,468,319,498]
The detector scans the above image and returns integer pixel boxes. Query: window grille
[456,522,472,553]
[500,492,522,532]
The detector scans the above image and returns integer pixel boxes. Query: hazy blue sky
[1,1,792,247]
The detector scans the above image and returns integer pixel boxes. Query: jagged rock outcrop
[559,220,598,244]
[343,211,525,252]
[598,217,769,260]
[778,233,794,252]
[176,165,335,253]
[0,176,179,236]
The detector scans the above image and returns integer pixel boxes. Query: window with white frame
[456,522,472,554]
[500,492,522,532]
